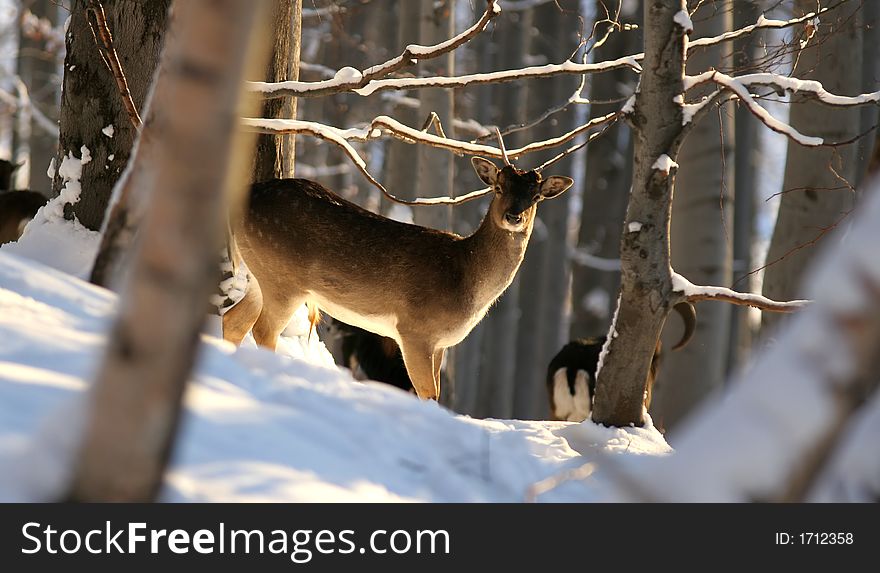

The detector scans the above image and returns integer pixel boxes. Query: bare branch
[672,272,809,313]
[251,0,502,99]
[86,0,141,129]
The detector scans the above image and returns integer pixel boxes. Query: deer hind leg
[222,276,263,346]
[432,348,445,398]
[399,339,438,400]
[251,286,306,352]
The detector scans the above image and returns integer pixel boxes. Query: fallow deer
[547,302,696,422]
[223,155,574,400]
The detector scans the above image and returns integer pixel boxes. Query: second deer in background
[547,302,696,422]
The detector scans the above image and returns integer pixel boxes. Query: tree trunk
[414,0,455,232]
[512,3,579,420]
[637,174,880,502]
[381,0,421,209]
[651,0,734,434]
[252,0,300,182]
[14,0,59,192]
[761,0,863,334]
[473,6,530,419]
[726,0,762,377]
[68,0,269,502]
[569,0,641,342]
[592,0,688,428]
[53,0,171,231]
[856,0,880,189]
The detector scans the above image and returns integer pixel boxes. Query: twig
[86,0,141,129]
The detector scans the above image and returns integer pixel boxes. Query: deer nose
[505,213,523,225]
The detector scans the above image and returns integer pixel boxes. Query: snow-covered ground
[0,215,670,502]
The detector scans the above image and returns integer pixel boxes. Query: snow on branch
[351,56,641,97]
[672,272,809,313]
[687,6,836,51]
[686,70,824,146]
[243,118,493,206]
[245,112,617,163]
[244,110,613,205]
[250,0,502,99]
[733,73,880,108]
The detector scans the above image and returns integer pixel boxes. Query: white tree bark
[68,0,269,501]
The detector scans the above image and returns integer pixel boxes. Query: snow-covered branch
[250,0,502,99]
[686,5,838,51]
[245,112,617,163]
[672,272,809,313]
[734,73,880,108]
[351,56,641,97]
[686,70,823,146]
[243,118,493,206]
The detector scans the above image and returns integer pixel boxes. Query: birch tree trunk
[53,0,170,231]
[592,0,688,427]
[761,0,863,334]
[652,0,734,434]
[68,0,269,502]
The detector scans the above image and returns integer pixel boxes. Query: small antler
[494,127,511,166]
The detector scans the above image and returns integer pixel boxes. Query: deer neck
[463,199,535,298]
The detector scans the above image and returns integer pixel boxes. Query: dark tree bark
[570,0,642,341]
[473,5,531,419]
[252,0,300,182]
[652,0,734,434]
[52,0,171,231]
[414,0,455,232]
[68,0,269,502]
[512,2,580,420]
[592,0,688,427]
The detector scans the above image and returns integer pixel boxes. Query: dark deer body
[332,318,413,393]
[547,302,696,422]
[224,158,573,400]
[0,159,48,244]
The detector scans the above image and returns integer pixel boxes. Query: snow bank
[0,250,670,502]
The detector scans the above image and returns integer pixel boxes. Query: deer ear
[471,157,499,186]
[539,176,573,199]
